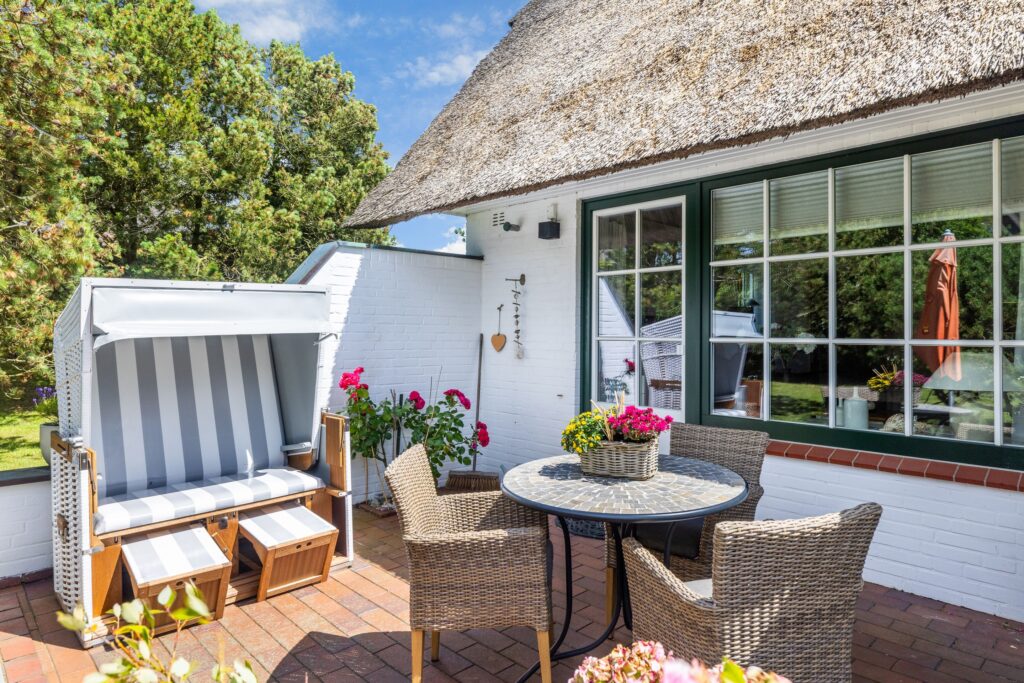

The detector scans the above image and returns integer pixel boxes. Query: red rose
[338,367,363,390]
[476,421,490,447]
[408,390,425,410]
[444,388,471,410]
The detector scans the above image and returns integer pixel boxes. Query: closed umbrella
[915,230,961,381]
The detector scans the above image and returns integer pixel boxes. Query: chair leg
[537,630,552,683]
[411,629,424,683]
[605,566,615,638]
[430,630,440,662]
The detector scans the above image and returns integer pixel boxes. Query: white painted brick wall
[305,245,483,501]
[0,479,53,578]
[759,457,1024,622]
[462,87,1024,622]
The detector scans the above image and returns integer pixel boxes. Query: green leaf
[120,599,145,625]
[169,657,192,678]
[56,607,88,633]
[157,585,175,608]
[720,658,746,683]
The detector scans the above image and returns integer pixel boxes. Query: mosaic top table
[502,454,747,682]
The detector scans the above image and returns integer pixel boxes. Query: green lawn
[0,398,49,471]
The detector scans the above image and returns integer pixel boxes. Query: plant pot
[39,423,59,465]
[578,439,659,480]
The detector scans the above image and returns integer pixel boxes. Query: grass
[0,397,50,471]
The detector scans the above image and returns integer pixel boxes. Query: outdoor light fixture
[538,204,560,240]
[502,221,520,232]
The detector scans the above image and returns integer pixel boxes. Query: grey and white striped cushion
[94,468,324,535]
[122,526,228,587]
[240,503,336,549]
[90,335,285,498]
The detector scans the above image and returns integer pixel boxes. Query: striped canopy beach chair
[51,278,352,645]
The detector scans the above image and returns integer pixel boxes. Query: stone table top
[501,454,747,523]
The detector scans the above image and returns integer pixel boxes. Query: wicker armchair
[604,424,768,621]
[624,502,882,683]
[384,445,553,683]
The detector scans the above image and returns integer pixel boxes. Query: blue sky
[193,0,518,252]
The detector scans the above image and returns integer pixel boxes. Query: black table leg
[516,520,627,682]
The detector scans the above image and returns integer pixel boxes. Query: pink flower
[338,367,364,390]
[476,421,489,447]
[444,388,471,410]
[408,390,425,411]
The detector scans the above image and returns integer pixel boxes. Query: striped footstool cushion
[95,468,324,535]
[240,503,336,549]
[122,526,229,588]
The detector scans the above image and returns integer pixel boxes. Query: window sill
[0,467,50,488]
[766,440,1023,492]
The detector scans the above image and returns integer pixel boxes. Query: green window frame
[580,114,1024,471]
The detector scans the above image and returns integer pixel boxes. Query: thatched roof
[346,0,1024,229]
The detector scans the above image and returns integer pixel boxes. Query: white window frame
[708,137,1024,447]
[592,196,687,420]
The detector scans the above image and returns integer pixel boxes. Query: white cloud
[194,0,343,45]
[430,13,485,39]
[400,49,489,88]
[436,226,467,254]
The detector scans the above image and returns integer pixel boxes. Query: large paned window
[593,199,685,413]
[710,137,1023,447]
[582,121,1024,469]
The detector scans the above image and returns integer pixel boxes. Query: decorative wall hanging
[506,274,526,358]
[491,304,507,352]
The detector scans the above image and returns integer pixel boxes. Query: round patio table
[502,454,747,682]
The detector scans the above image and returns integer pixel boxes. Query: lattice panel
[51,446,86,615]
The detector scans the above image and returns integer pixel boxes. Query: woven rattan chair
[604,423,769,622]
[384,445,553,683]
[624,502,882,683]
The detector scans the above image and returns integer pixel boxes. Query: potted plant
[571,640,791,682]
[33,386,60,465]
[561,393,672,480]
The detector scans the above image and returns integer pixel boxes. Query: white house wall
[303,245,483,501]
[464,85,1024,621]
[0,478,52,579]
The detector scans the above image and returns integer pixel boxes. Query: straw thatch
[346,0,1024,229]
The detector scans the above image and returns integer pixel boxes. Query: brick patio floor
[1,508,1022,682]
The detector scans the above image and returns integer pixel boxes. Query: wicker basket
[579,439,659,479]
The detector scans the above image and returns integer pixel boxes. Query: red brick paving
[1,509,1022,682]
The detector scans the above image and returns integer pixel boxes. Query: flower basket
[580,439,659,480]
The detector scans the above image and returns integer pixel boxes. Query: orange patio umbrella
[914,230,961,381]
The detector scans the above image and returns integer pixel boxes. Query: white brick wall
[759,457,1024,622]
[0,478,53,578]
[303,245,483,501]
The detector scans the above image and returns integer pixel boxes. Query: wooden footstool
[239,503,339,601]
[121,526,231,634]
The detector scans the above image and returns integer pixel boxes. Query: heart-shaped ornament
[491,333,507,352]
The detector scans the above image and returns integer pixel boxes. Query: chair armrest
[439,491,547,532]
[623,538,717,612]
[404,526,549,577]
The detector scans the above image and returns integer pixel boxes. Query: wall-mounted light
[538,203,560,240]
[502,221,520,232]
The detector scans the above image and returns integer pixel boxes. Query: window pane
[712,183,763,260]
[835,252,903,339]
[835,158,904,250]
[912,243,992,341]
[769,171,828,255]
[640,205,682,268]
[912,347,994,442]
[640,271,682,337]
[597,341,635,402]
[598,212,635,271]
[1002,347,1024,446]
[712,263,763,337]
[1003,136,1024,237]
[835,345,904,432]
[639,341,682,410]
[597,275,635,337]
[1003,242,1024,341]
[911,143,992,243]
[769,258,828,338]
[711,342,763,418]
[769,343,828,425]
